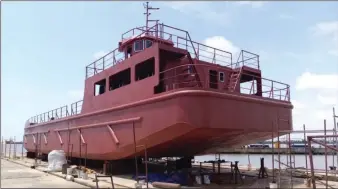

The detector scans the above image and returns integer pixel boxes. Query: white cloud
[205,36,240,54]
[311,21,338,41]
[93,51,107,60]
[315,109,334,121]
[295,72,338,90]
[292,100,306,109]
[236,1,265,8]
[317,94,337,106]
[202,36,240,66]
[292,100,306,115]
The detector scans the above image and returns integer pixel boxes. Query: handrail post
[185,33,188,50]
[94,62,97,75]
[213,49,216,64]
[271,82,274,99]
[257,55,260,69]
[197,43,200,59]
[85,66,88,78]
[176,37,178,48]
[241,50,244,67]
[103,56,105,70]
[113,51,116,65]
[76,102,78,114]
[279,89,281,100]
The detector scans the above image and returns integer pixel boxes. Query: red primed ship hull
[24,89,292,160]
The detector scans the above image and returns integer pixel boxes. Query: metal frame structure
[270,107,338,189]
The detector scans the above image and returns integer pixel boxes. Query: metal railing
[159,64,290,102]
[86,23,261,78]
[240,74,290,101]
[121,23,233,67]
[235,50,260,69]
[28,100,83,125]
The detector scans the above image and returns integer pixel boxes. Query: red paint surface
[24,23,293,160]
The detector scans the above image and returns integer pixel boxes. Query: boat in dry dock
[24,3,293,161]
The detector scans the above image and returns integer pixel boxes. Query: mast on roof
[144,2,159,31]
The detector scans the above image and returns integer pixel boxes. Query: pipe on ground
[152,182,181,188]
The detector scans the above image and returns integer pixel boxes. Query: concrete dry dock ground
[2,157,152,188]
[3,157,338,188]
[1,159,88,188]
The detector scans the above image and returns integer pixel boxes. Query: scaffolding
[273,107,338,189]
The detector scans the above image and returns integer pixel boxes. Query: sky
[1,1,338,140]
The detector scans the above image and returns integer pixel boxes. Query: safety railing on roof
[87,23,261,78]
[86,48,125,78]
[235,50,260,69]
[121,23,233,67]
[27,100,83,125]
[159,64,290,102]
[86,24,161,79]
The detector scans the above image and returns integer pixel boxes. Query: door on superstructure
[209,70,218,89]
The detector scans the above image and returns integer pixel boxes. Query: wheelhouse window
[145,40,153,48]
[94,79,106,96]
[135,57,155,81]
[219,72,225,82]
[109,68,131,91]
[134,40,144,52]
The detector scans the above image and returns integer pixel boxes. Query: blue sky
[2,1,338,140]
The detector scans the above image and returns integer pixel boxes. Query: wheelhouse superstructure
[27,21,290,124]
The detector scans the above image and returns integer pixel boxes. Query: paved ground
[1,159,88,188]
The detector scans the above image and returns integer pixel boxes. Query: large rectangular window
[109,68,131,91]
[135,57,155,81]
[94,79,106,96]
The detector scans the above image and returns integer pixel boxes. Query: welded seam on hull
[25,131,50,135]
[26,90,291,130]
[54,117,142,132]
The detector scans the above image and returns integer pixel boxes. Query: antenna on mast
[143,2,159,30]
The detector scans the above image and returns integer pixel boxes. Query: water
[2,143,336,170]
[195,154,337,170]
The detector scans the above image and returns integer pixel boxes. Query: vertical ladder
[227,67,242,92]
[180,53,201,88]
